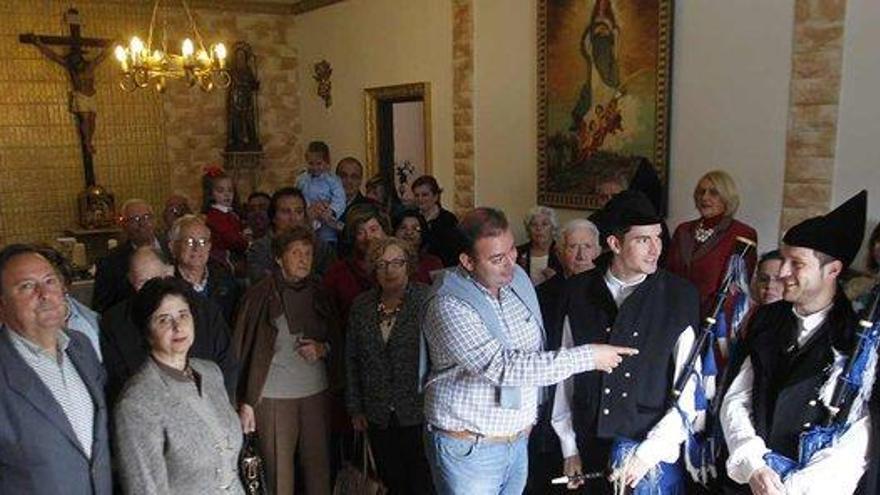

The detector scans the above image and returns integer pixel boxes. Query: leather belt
[433,425,531,444]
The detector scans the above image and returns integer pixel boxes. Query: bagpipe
[765,286,880,479]
[672,236,756,485]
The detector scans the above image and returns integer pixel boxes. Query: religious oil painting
[537,0,673,210]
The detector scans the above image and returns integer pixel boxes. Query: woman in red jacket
[667,170,758,319]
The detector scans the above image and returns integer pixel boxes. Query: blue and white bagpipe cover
[683,253,752,486]
[610,437,686,495]
[765,318,880,480]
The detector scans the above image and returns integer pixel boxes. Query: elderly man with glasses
[93,198,169,313]
[168,214,241,326]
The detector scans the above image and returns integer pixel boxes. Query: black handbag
[239,432,269,495]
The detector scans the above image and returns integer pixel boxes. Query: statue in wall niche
[226,42,262,152]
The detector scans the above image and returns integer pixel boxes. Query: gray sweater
[114,358,244,494]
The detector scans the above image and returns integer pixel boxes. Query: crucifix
[20,8,113,188]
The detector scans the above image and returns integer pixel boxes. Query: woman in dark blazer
[346,237,434,495]
[516,206,563,286]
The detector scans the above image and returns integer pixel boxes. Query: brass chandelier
[114,0,229,92]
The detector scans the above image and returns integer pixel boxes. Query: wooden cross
[20,8,113,188]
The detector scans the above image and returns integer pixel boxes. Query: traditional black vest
[562,267,699,448]
[747,292,857,460]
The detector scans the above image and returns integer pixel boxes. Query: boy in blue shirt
[295,141,347,246]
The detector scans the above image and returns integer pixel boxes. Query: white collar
[188,266,210,293]
[212,204,232,213]
[792,301,834,347]
[604,269,647,307]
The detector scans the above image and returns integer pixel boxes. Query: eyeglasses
[375,258,407,271]
[486,246,518,266]
[398,225,422,233]
[151,310,192,332]
[182,237,210,248]
[122,213,154,225]
[167,205,189,216]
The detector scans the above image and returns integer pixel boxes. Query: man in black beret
[720,190,870,495]
[552,190,701,493]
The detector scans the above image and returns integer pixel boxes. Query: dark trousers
[525,403,566,495]
[368,418,434,495]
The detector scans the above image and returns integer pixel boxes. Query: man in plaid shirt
[422,207,637,495]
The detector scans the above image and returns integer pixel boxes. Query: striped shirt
[9,329,95,458]
[423,281,595,436]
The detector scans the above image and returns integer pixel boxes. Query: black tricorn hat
[596,190,662,242]
[782,190,867,267]
[628,158,665,217]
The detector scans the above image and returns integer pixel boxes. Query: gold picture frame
[364,82,432,195]
[537,0,673,210]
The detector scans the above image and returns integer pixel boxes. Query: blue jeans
[424,427,529,495]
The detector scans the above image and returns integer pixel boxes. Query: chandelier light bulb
[181,38,194,59]
[130,36,144,56]
[114,45,126,62]
[214,43,227,60]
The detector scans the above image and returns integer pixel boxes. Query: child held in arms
[295,140,346,248]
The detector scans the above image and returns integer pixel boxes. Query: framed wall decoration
[364,82,432,203]
[537,0,673,211]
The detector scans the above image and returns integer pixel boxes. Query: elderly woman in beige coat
[114,277,244,494]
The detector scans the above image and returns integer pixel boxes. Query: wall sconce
[313,60,332,107]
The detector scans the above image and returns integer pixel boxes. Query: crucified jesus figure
[33,38,112,155]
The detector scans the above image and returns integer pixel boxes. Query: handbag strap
[359,431,379,475]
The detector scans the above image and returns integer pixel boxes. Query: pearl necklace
[694,221,715,243]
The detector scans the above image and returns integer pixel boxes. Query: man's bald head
[127,246,172,292]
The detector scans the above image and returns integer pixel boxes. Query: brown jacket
[233,273,343,407]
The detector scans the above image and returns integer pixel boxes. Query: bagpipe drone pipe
[671,236,756,486]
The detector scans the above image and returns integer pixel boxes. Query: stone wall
[780,0,847,233]
[451,0,474,215]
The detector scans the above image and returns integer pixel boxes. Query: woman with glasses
[234,225,341,495]
[346,236,434,494]
[516,206,563,286]
[114,277,244,494]
[394,209,444,284]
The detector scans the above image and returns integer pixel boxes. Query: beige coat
[114,358,244,494]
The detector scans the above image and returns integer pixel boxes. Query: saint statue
[226,42,261,152]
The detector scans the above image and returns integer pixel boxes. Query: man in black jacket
[552,191,700,494]
[720,191,870,495]
[92,199,166,313]
[100,246,238,405]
